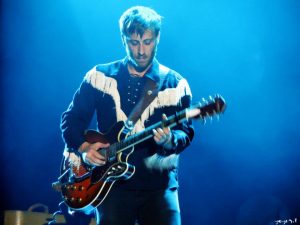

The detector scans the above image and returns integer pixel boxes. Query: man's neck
[127,62,152,78]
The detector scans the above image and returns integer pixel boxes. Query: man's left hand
[153,114,173,150]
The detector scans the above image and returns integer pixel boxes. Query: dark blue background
[1,0,300,224]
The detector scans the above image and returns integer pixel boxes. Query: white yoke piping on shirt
[84,67,192,170]
[85,67,192,133]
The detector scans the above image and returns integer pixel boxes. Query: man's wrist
[163,132,178,151]
[78,142,90,153]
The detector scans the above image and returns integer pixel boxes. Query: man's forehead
[127,30,155,40]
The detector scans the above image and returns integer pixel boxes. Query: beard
[128,45,157,73]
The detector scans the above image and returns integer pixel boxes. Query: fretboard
[110,108,189,155]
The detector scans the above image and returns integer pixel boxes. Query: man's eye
[129,40,139,46]
[144,40,152,45]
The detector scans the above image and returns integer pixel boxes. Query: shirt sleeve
[60,80,97,150]
[160,76,195,155]
[170,93,195,154]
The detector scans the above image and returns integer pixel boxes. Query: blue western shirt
[61,58,194,190]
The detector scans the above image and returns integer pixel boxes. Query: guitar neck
[106,95,225,158]
[114,108,189,154]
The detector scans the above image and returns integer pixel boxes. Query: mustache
[136,54,147,59]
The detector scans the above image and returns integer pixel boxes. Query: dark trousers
[96,187,181,225]
[60,202,94,225]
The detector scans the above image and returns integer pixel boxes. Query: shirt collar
[121,57,162,84]
[144,58,161,83]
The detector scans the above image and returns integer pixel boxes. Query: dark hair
[119,6,162,38]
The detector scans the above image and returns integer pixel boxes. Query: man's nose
[138,44,145,55]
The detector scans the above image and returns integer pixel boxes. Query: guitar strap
[125,65,168,131]
[125,77,159,131]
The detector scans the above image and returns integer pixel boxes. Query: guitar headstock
[187,94,226,122]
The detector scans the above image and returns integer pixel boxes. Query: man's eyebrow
[125,37,154,44]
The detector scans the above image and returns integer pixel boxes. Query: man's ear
[121,35,126,46]
[156,32,161,44]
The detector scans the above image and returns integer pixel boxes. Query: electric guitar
[53,95,226,213]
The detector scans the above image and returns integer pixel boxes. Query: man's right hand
[79,142,110,166]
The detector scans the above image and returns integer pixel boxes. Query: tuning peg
[201,97,208,104]
[195,102,202,112]
[201,118,206,125]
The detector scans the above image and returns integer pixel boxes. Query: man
[61,6,194,225]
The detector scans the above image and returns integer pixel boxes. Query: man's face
[123,30,160,72]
